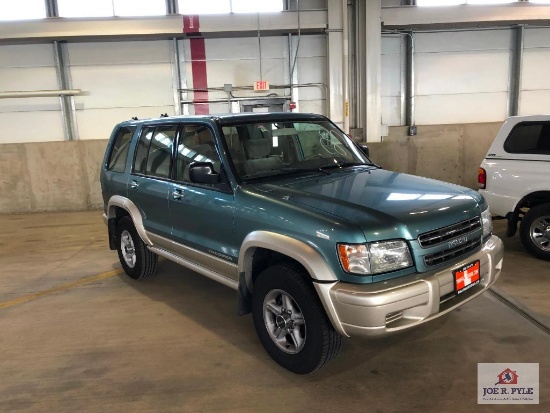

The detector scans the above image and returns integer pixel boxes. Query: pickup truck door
[167,124,238,280]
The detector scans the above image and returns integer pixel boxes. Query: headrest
[245,139,270,158]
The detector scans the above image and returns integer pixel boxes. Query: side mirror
[189,162,221,185]
[358,144,370,158]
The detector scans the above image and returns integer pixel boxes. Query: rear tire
[519,203,550,261]
[116,216,158,280]
[251,263,342,374]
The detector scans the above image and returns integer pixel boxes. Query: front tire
[116,216,158,280]
[251,263,342,374]
[519,203,550,261]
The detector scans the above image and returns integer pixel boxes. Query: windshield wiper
[241,167,331,183]
[280,167,332,176]
[321,161,376,170]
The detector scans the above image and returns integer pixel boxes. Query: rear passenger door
[127,124,178,240]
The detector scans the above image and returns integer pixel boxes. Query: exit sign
[253,80,270,91]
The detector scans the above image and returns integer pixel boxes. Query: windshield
[220,120,371,181]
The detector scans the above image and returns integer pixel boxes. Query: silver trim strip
[147,232,238,281]
[150,247,238,291]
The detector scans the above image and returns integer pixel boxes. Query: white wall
[0,44,64,144]
[414,29,510,125]
[520,27,550,116]
[3,25,550,143]
[68,40,176,140]
[380,27,550,126]
[183,34,326,115]
[381,29,514,128]
[381,35,403,127]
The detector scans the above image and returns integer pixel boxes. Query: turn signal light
[478,167,486,189]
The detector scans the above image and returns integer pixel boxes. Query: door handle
[172,189,184,200]
[130,180,139,189]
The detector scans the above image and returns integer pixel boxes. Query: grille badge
[448,235,468,249]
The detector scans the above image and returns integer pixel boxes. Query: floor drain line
[488,289,550,336]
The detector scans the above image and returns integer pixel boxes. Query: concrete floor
[0,211,548,412]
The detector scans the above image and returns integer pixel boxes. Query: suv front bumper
[315,235,503,338]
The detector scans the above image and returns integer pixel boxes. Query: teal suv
[101,113,503,374]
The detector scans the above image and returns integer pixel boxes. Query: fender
[238,231,347,336]
[105,195,153,246]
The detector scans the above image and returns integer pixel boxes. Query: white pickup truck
[479,115,550,261]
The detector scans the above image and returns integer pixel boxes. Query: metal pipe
[180,82,326,92]
[258,14,263,80]
[171,38,183,116]
[53,40,79,141]
[0,89,82,99]
[45,0,58,18]
[355,0,366,135]
[166,0,178,14]
[348,0,357,129]
[181,96,293,105]
[342,0,350,134]
[404,31,416,136]
[508,25,524,117]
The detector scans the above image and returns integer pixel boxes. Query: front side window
[220,119,370,181]
[107,126,135,173]
[133,125,178,178]
[174,125,221,183]
[504,122,550,155]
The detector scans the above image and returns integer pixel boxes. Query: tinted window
[146,126,177,178]
[504,122,550,155]
[133,126,155,174]
[174,125,221,183]
[132,125,178,178]
[107,126,135,173]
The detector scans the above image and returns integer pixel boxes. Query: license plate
[454,260,480,294]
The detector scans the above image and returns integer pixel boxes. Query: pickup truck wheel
[116,216,158,280]
[519,204,550,261]
[252,263,342,374]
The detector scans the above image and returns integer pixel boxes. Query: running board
[149,246,239,291]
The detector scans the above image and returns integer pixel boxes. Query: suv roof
[117,112,329,128]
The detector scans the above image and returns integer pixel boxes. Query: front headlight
[338,240,413,275]
[481,207,493,238]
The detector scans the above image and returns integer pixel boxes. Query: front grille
[424,239,481,267]
[418,217,481,248]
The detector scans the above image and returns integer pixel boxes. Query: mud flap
[108,218,117,250]
[505,211,519,237]
[238,271,251,315]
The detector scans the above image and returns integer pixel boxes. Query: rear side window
[132,125,178,179]
[504,122,550,155]
[106,126,136,172]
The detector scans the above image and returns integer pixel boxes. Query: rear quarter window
[106,126,136,173]
[504,122,550,155]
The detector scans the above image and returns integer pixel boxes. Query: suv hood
[250,168,483,242]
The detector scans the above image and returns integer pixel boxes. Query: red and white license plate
[454,260,480,294]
